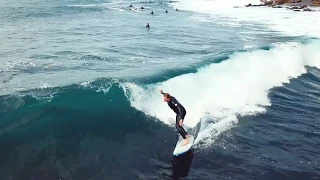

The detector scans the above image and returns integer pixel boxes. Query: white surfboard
[173,135,194,156]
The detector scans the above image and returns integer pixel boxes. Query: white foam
[172,0,320,38]
[173,0,261,10]
[122,40,320,146]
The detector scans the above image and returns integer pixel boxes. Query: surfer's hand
[179,119,183,126]
[160,90,163,94]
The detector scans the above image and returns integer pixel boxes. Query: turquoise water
[1,0,320,179]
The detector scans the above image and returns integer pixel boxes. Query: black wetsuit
[168,96,188,139]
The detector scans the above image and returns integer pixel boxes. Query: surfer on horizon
[160,90,190,145]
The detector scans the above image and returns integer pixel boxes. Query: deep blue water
[1,0,320,179]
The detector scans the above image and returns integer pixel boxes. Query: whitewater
[123,41,320,146]
[172,0,320,38]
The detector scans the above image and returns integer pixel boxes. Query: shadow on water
[171,149,194,180]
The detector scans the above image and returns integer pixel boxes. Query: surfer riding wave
[160,90,190,145]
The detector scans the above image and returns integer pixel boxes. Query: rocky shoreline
[245,0,320,11]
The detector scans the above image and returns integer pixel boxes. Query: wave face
[0,80,180,179]
[1,40,320,179]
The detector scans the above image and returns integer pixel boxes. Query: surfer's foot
[182,139,190,146]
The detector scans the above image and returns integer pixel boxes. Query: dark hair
[164,93,171,98]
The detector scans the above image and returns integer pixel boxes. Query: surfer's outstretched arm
[160,89,165,95]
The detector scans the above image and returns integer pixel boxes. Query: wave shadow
[171,149,194,180]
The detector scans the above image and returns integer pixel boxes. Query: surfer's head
[163,93,171,102]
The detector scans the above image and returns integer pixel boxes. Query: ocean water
[1,0,320,179]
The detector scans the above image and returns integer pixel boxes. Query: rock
[244,2,266,7]
[265,0,274,5]
[259,0,273,5]
[273,0,288,5]
[312,0,320,6]
[294,9,301,11]
[300,4,307,8]
[247,0,319,8]
[303,8,313,11]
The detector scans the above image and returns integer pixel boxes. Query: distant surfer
[146,23,150,28]
[165,10,168,13]
[150,11,154,14]
[160,90,190,145]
